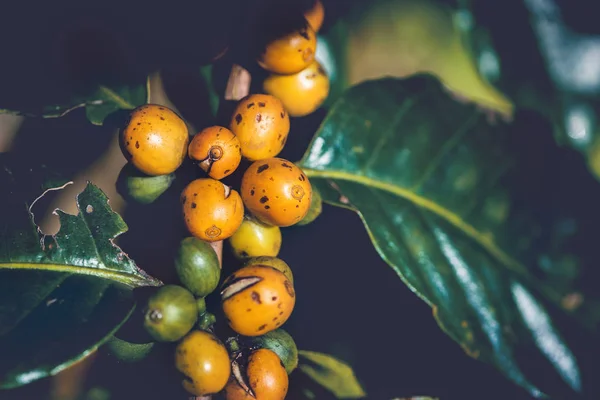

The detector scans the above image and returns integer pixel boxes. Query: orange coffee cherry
[257,22,317,75]
[243,256,294,285]
[181,178,244,242]
[188,126,242,179]
[121,104,189,176]
[263,60,330,117]
[230,94,290,161]
[175,330,231,396]
[241,158,312,227]
[221,265,295,336]
[304,0,325,32]
[224,377,254,400]
[225,349,289,400]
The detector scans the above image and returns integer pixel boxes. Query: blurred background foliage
[2,0,600,399]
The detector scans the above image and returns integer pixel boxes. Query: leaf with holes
[299,75,600,399]
[0,78,149,126]
[297,351,366,399]
[0,165,160,388]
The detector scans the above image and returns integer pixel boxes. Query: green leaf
[455,0,600,179]
[0,175,160,388]
[2,182,160,288]
[103,335,155,363]
[81,387,111,400]
[318,0,512,114]
[0,79,149,126]
[199,64,221,117]
[316,28,348,109]
[297,350,366,399]
[298,75,600,398]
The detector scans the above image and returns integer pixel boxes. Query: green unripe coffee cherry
[175,237,221,297]
[243,256,294,284]
[117,163,175,204]
[244,328,298,374]
[297,185,321,225]
[228,216,282,259]
[105,335,155,363]
[144,285,197,342]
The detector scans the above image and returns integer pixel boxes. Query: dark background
[0,0,575,399]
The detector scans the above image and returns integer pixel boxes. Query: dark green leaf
[199,64,221,117]
[0,80,148,126]
[297,350,366,399]
[80,387,111,400]
[103,335,155,363]
[456,0,600,179]
[0,174,160,388]
[299,76,600,398]
[317,26,350,109]
[1,182,160,288]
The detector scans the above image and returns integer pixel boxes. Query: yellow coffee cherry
[228,216,282,259]
[263,60,330,117]
[175,330,231,396]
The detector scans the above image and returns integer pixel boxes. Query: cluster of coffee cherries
[117,2,326,398]
[258,0,328,118]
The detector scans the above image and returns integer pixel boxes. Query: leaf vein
[410,111,482,192]
[363,97,416,172]
[98,86,135,110]
[0,262,155,288]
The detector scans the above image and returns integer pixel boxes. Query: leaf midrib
[98,86,136,110]
[0,262,153,288]
[303,168,564,305]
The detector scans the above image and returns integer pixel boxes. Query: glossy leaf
[297,350,366,399]
[391,398,438,400]
[456,0,600,179]
[0,173,160,388]
[0,79,149,126]
[299,76,600,398]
